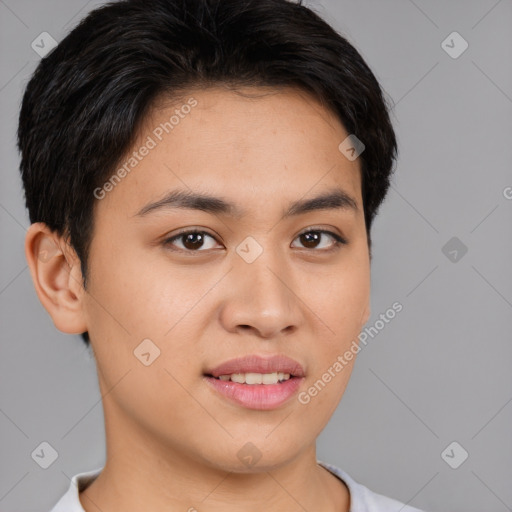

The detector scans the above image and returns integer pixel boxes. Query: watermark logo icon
[441,441,468,469]
[236,236,263,264]
[441,32,468,59]
[442,236,468,263]
[38,237,60,263]
[31,32,58,58]
[237,442,262,467]
[31,441,58,469]
[338,134,365,161]
[134,338,161,366]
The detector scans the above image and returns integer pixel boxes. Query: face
[60,86,371,472]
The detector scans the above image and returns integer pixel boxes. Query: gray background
[1,1,511,511]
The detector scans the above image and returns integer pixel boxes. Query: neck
[79,417,350,512]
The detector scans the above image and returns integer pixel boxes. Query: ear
[24,223,88,335]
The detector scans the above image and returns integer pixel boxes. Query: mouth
[206,371,294,385]
[203,354,305,410]
[205,354,305,379]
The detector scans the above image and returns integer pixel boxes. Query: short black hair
[18,0,398,347]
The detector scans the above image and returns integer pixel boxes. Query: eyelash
[162,228,347,254]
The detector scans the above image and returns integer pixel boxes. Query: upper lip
[206,355,305,378]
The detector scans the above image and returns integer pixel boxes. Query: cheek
[301,254,369,383]
[104,357,203,422]
[309,260,369,335]
[87,243,205,341]
[84,252,216,406]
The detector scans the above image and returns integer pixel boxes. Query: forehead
[95,86,363,222]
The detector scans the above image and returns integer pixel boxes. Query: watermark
[93,97,198,200]
[503,186,512,200]
[31,441,59,469]
[441,31,469,59]
[31,32,58,58]
[236,236,264,263]
[441,236,468,263]
[133,338,161,366]
[338,134,365,161]
[298,301,403,404]
[441,441,469,469]
[237,441,262,467]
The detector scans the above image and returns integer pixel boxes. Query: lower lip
[204,376,304,410]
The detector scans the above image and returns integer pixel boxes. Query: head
[20,0,397,472]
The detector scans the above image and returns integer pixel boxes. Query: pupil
[302,232,319,248]
[184,233,204,250]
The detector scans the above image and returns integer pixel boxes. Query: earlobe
[25,223,88,335]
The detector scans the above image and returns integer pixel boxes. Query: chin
[196,435,310,474]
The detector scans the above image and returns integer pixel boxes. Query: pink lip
[204,354,305,410]
[206,354,305,378]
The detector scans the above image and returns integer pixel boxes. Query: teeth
[216,372,291,384]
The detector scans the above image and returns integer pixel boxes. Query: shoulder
[48,467,103,512]
[318,460,426,512]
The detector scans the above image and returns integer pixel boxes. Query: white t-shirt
[49,460,426,512]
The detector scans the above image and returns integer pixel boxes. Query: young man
[19,0,425,510]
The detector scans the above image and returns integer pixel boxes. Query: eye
[162,228,347,254]
[163,230,221,253]
[291,229,347,251]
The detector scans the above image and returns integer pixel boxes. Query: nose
[219,245,304,339]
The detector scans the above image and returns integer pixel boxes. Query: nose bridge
[239,236,290,306]
[223,234,302,336]
[247,251,286,300]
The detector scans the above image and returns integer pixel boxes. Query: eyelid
[166,227,218,240]
[295,225,345,241]
[292,226,347,249]
[162,228,222,252]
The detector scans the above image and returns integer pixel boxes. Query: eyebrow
[133,187,359,219]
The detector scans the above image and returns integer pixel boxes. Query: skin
[25,85,371,512]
